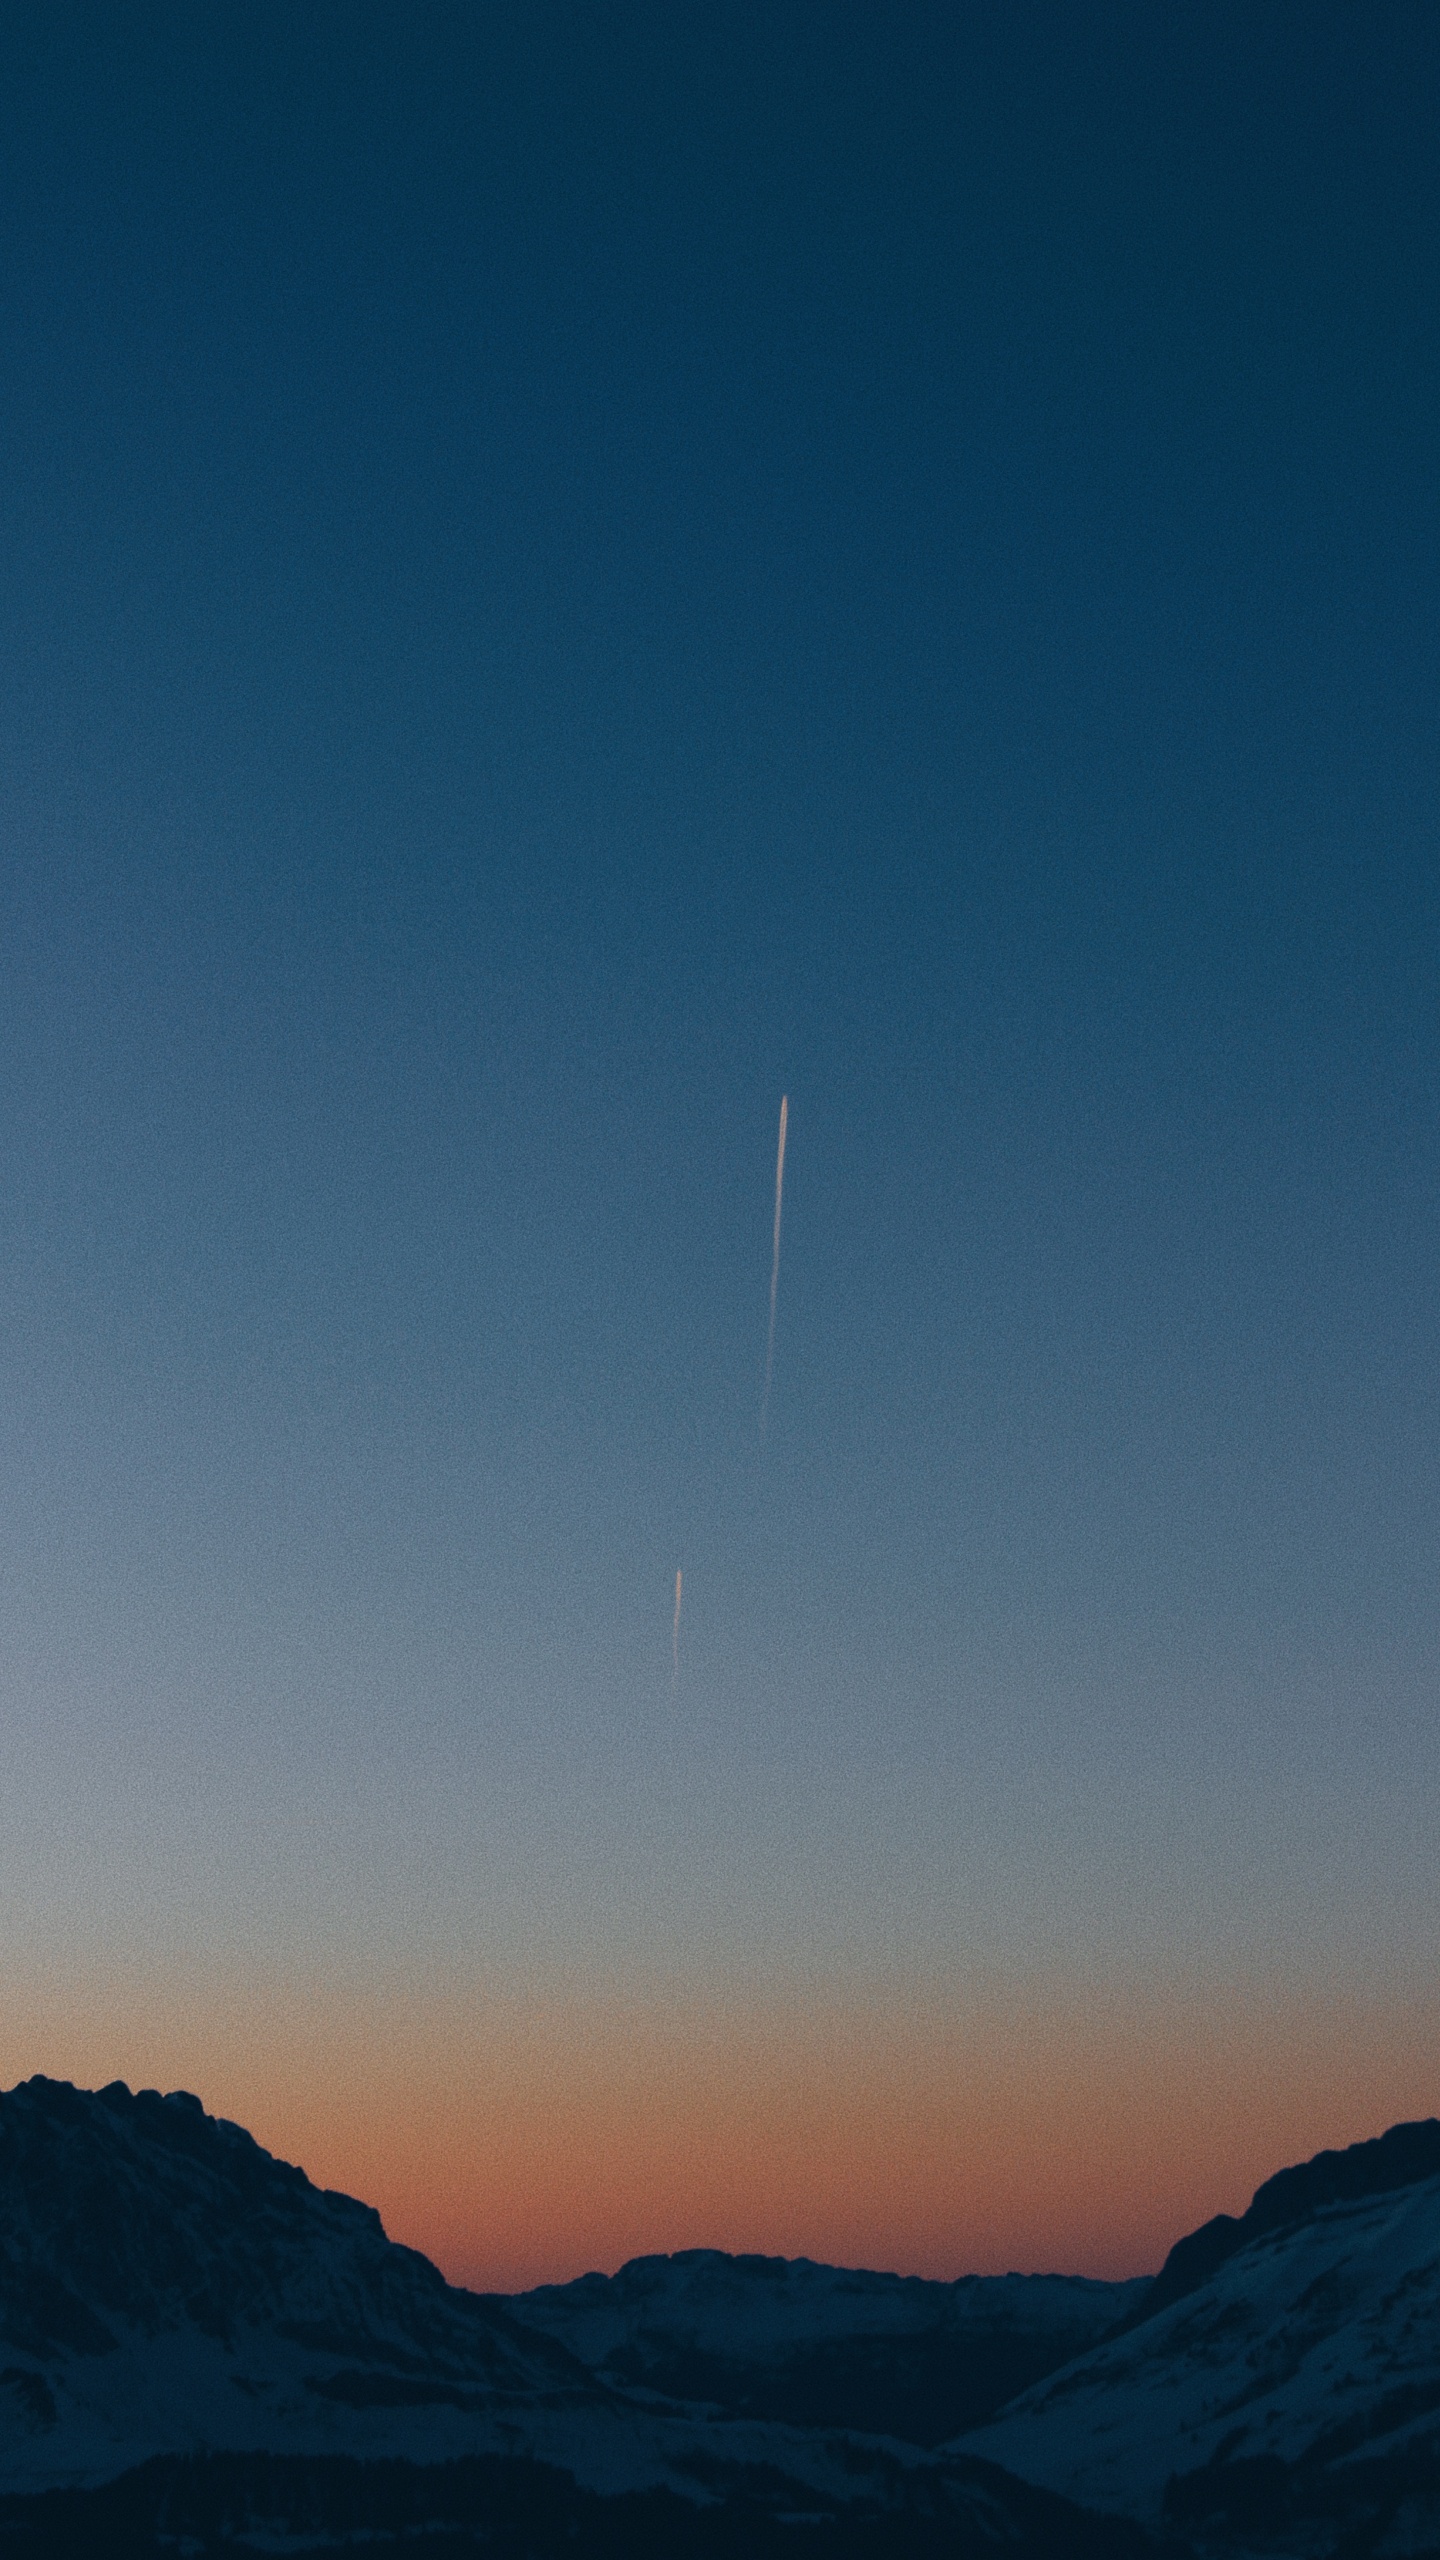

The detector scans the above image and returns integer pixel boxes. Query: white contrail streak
[672,1568,682,1685]
[761,1094,788,1440]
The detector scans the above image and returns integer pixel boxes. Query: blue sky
[3,1,1440,2272]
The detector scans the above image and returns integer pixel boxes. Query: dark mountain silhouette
[0,2076,582,2395]
[504,2248,1144,2443]
[9,2070,1440,2555]
[0,2078,1153,2558]
[1139,2115,1440,2319]
[966,2118,1440,2555]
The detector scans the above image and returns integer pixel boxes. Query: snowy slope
[964,2120,1440,2547]
[507,2248,1144,2442]
[0,2076,661,2496]
[0,2077,1149,2556]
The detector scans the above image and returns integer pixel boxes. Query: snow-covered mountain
[0,2073,684,2498]
[506,2247,1144,2442]
[14,2071,1440,2555]
[0,2077,1150,2556]
[964,2117,1440,2555]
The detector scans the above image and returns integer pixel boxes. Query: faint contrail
[761,1094,788,1441]
[672,1568,682,1685]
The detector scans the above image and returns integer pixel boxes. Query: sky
[3,0,1440,2289]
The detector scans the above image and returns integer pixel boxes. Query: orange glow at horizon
[4,1956,1436,2293]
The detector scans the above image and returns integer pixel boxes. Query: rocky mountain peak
[1142,2113,1440,2319]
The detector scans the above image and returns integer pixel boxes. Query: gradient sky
[3,1,1440,2288]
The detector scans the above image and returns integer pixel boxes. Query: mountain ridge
[1137,2112,1440,2322]
[963,2126,1440,2549]
[6,2072,1440,2554]
[504,2247,1144,2443]
[0,2074,1150,2556]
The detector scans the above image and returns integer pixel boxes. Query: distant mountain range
[505,2250,1145,2444]
[0,2073,1437,2554]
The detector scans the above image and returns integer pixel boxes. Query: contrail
[761,1093,788,1441]
[672,1568,682,1685]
